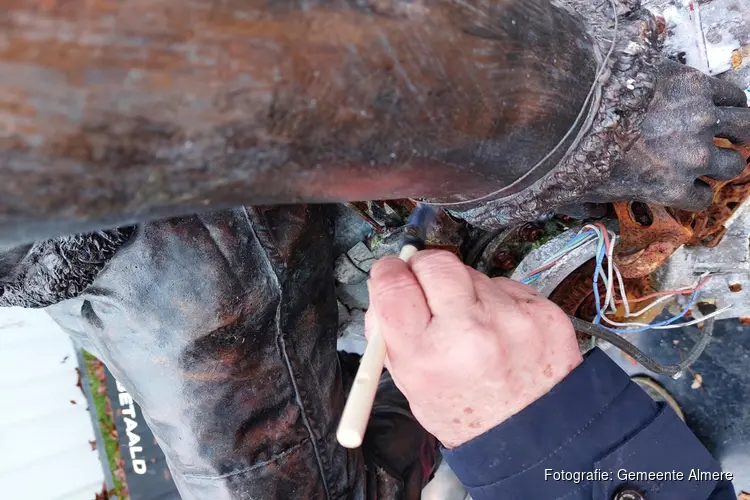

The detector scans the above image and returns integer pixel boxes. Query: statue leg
[47,205,363,499]
[45,204,436,499]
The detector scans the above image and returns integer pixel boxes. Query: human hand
[366,250,582,448]
[588,59,750,211]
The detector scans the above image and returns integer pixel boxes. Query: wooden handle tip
[336,428,364,449]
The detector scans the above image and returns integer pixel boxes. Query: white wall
[0,307,105,500]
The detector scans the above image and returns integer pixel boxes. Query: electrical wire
[616,277,711,305]
[515,220,727,377]
[595,287,697,333]
[569,315,716,379]
[604,233,616,313]
[579,224,721,376]
[592,240,727,333]
[520,223,727,334]
[613,265,631,317]
[521,228,598,284]
[653,305,733,329]
[521,222,721,332]
[624,292,684,319]
[419,0,620,208]
[585,224,614,295]
[623,276,710,318]
[591,227,607,325]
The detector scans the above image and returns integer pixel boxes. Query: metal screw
[493,251,517,271]
[519,223,545,242]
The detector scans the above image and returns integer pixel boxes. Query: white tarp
[0,307,105,500]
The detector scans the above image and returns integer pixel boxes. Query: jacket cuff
[442,348,723,499]
[592,403,721,499]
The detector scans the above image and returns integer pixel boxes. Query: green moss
[83,350,128,500]
[534,218,572,249]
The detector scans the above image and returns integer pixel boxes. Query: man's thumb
[367,256,431,345]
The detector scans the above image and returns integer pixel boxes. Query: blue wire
[592,234,606,325]
[595,291,697,334]
[521,227,701,332]
[521,274,540,285]
[564,231,593,247]
[521,229,597,285]
[592,233,698,334]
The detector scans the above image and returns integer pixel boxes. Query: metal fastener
[613,488,645,500]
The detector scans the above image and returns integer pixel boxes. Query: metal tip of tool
[405,204,438,242]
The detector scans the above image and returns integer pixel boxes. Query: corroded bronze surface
[0,0,596,243]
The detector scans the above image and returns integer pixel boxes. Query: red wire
[525,221,710,308]
[596,222,710,306]
[589,223,709,307]
[524,261,558,277]
[615,277,711,305]
[595,223,610,250]
[526,225,605,279]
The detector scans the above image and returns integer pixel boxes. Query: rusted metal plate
[613,202,693,279]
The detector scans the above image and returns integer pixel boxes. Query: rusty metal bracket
[613,202,693,279]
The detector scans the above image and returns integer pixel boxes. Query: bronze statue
[1,0,748,498]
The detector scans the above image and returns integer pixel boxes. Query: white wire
[600,272,726,328]
[613,264,630,316]
[582,225,609,287]
[598,304,732,329]
[604,233,616,313]
[653,305,733,329]
[519,223,730,331]
[623,272,712,318]
[539,232,597,267]
[583,224,607,280]
[598,312,654,328]
[593,228,683,326]
[624,292,679,318]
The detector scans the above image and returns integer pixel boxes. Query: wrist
[453,0,660,228]
[442,348,654,489]
[434,351,584,449]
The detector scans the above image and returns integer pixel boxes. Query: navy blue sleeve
[442,348,735,500]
